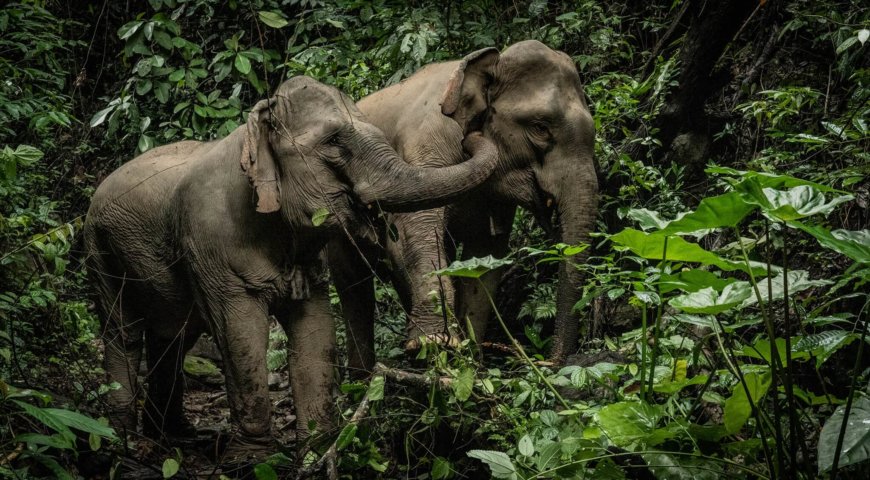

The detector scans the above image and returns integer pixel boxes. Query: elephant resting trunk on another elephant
[84,75,497,458]
[331,40,599,375]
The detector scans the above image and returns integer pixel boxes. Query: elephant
[83,75,498,457]
[329,40,598,375]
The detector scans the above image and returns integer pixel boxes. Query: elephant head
[241,76,498,238]
[442,41,599,361]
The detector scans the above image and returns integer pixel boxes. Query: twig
[296,364,455,479]
[640,0,691,78]
[296,378,377,480]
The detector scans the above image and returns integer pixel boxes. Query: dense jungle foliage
[1,0,869,478]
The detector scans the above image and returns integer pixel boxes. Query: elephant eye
[530,122,550,139]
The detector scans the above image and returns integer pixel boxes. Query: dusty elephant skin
[330,40,598,373]
[83,76,497,457]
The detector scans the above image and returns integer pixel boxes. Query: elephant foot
[404,333,461,353]
[222,433,277,463]
[142,414,197,441]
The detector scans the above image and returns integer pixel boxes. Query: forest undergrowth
[1,1,868,479]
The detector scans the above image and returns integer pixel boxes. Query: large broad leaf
[739,270,831,309]
[723,371,772,434]
[659,269,737,294]
[707,166,842,193]
[655,191,758,237]
[467,450,519,480]
[788,223,870,264]
[818,396,870,473]
[42,408,116,439]
[748,186,853,221]
[609,228,766,275]
[595,401,674,447]
[669,283,753,314]
[793,330,862,368]
[13,400,76,442]
[432,255,513,278]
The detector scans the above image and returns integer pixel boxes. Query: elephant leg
[201,292,274,458]
[328,238,376,379]
[102,314,144,435]
[277,284,337,442]
[455,230,511,342]
[386,210,457,347]
[94,266,145,435]
[142,331,198,440]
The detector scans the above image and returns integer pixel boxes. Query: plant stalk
[830,297,870,479]
[480,279,570,409]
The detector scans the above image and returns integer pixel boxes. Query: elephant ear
[241,98,280,213]
[440,47,500,133]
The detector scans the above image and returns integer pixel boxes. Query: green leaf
[254,463,277,480]
[659,269,736,294]
[609,228,763,275]
[432,255,513,278]
[669,283,753,314]
[655,191,757,236]
[168,69,185,82]
[311,208,330,227]
[432,456,451,479]
[184,355,221,378]
[596,401,671,447]
[641,452,720,480]
[89,105,115,127]
[755,186,853,221]
[625,208,671,231]
[335,423,357,450]
[14,433,74,450]
[138,134,154,153]
[535,442,562,471]
[118,20,143,40]
[162,458,179,478]
[707,167,842,193]
[793,330,859,368]
[788,223,870,264]
[12,400,76,442]
[518,434,534,457]
[9,145,44,165]
[42,407,115,439]
[366,374,385,401]
[235,54,252,74]
[258,11,288,29]
[818,396,870,473]
[723,371,772,434]
[452,368,474,402]
[739,270,830,309]
[155,82,170,103]
[467,450,518,480]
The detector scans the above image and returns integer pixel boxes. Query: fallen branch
[374,362,452,390]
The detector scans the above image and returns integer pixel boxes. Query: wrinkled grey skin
[330,40,598,373]
[83,76,497,454]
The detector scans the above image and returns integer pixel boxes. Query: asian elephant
[330,40,598,374]
[83,76,497,456]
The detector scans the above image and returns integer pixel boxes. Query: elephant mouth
[531,184,558,239]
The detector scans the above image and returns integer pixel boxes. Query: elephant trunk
[549,166,598,363]
[349,131,498,212]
